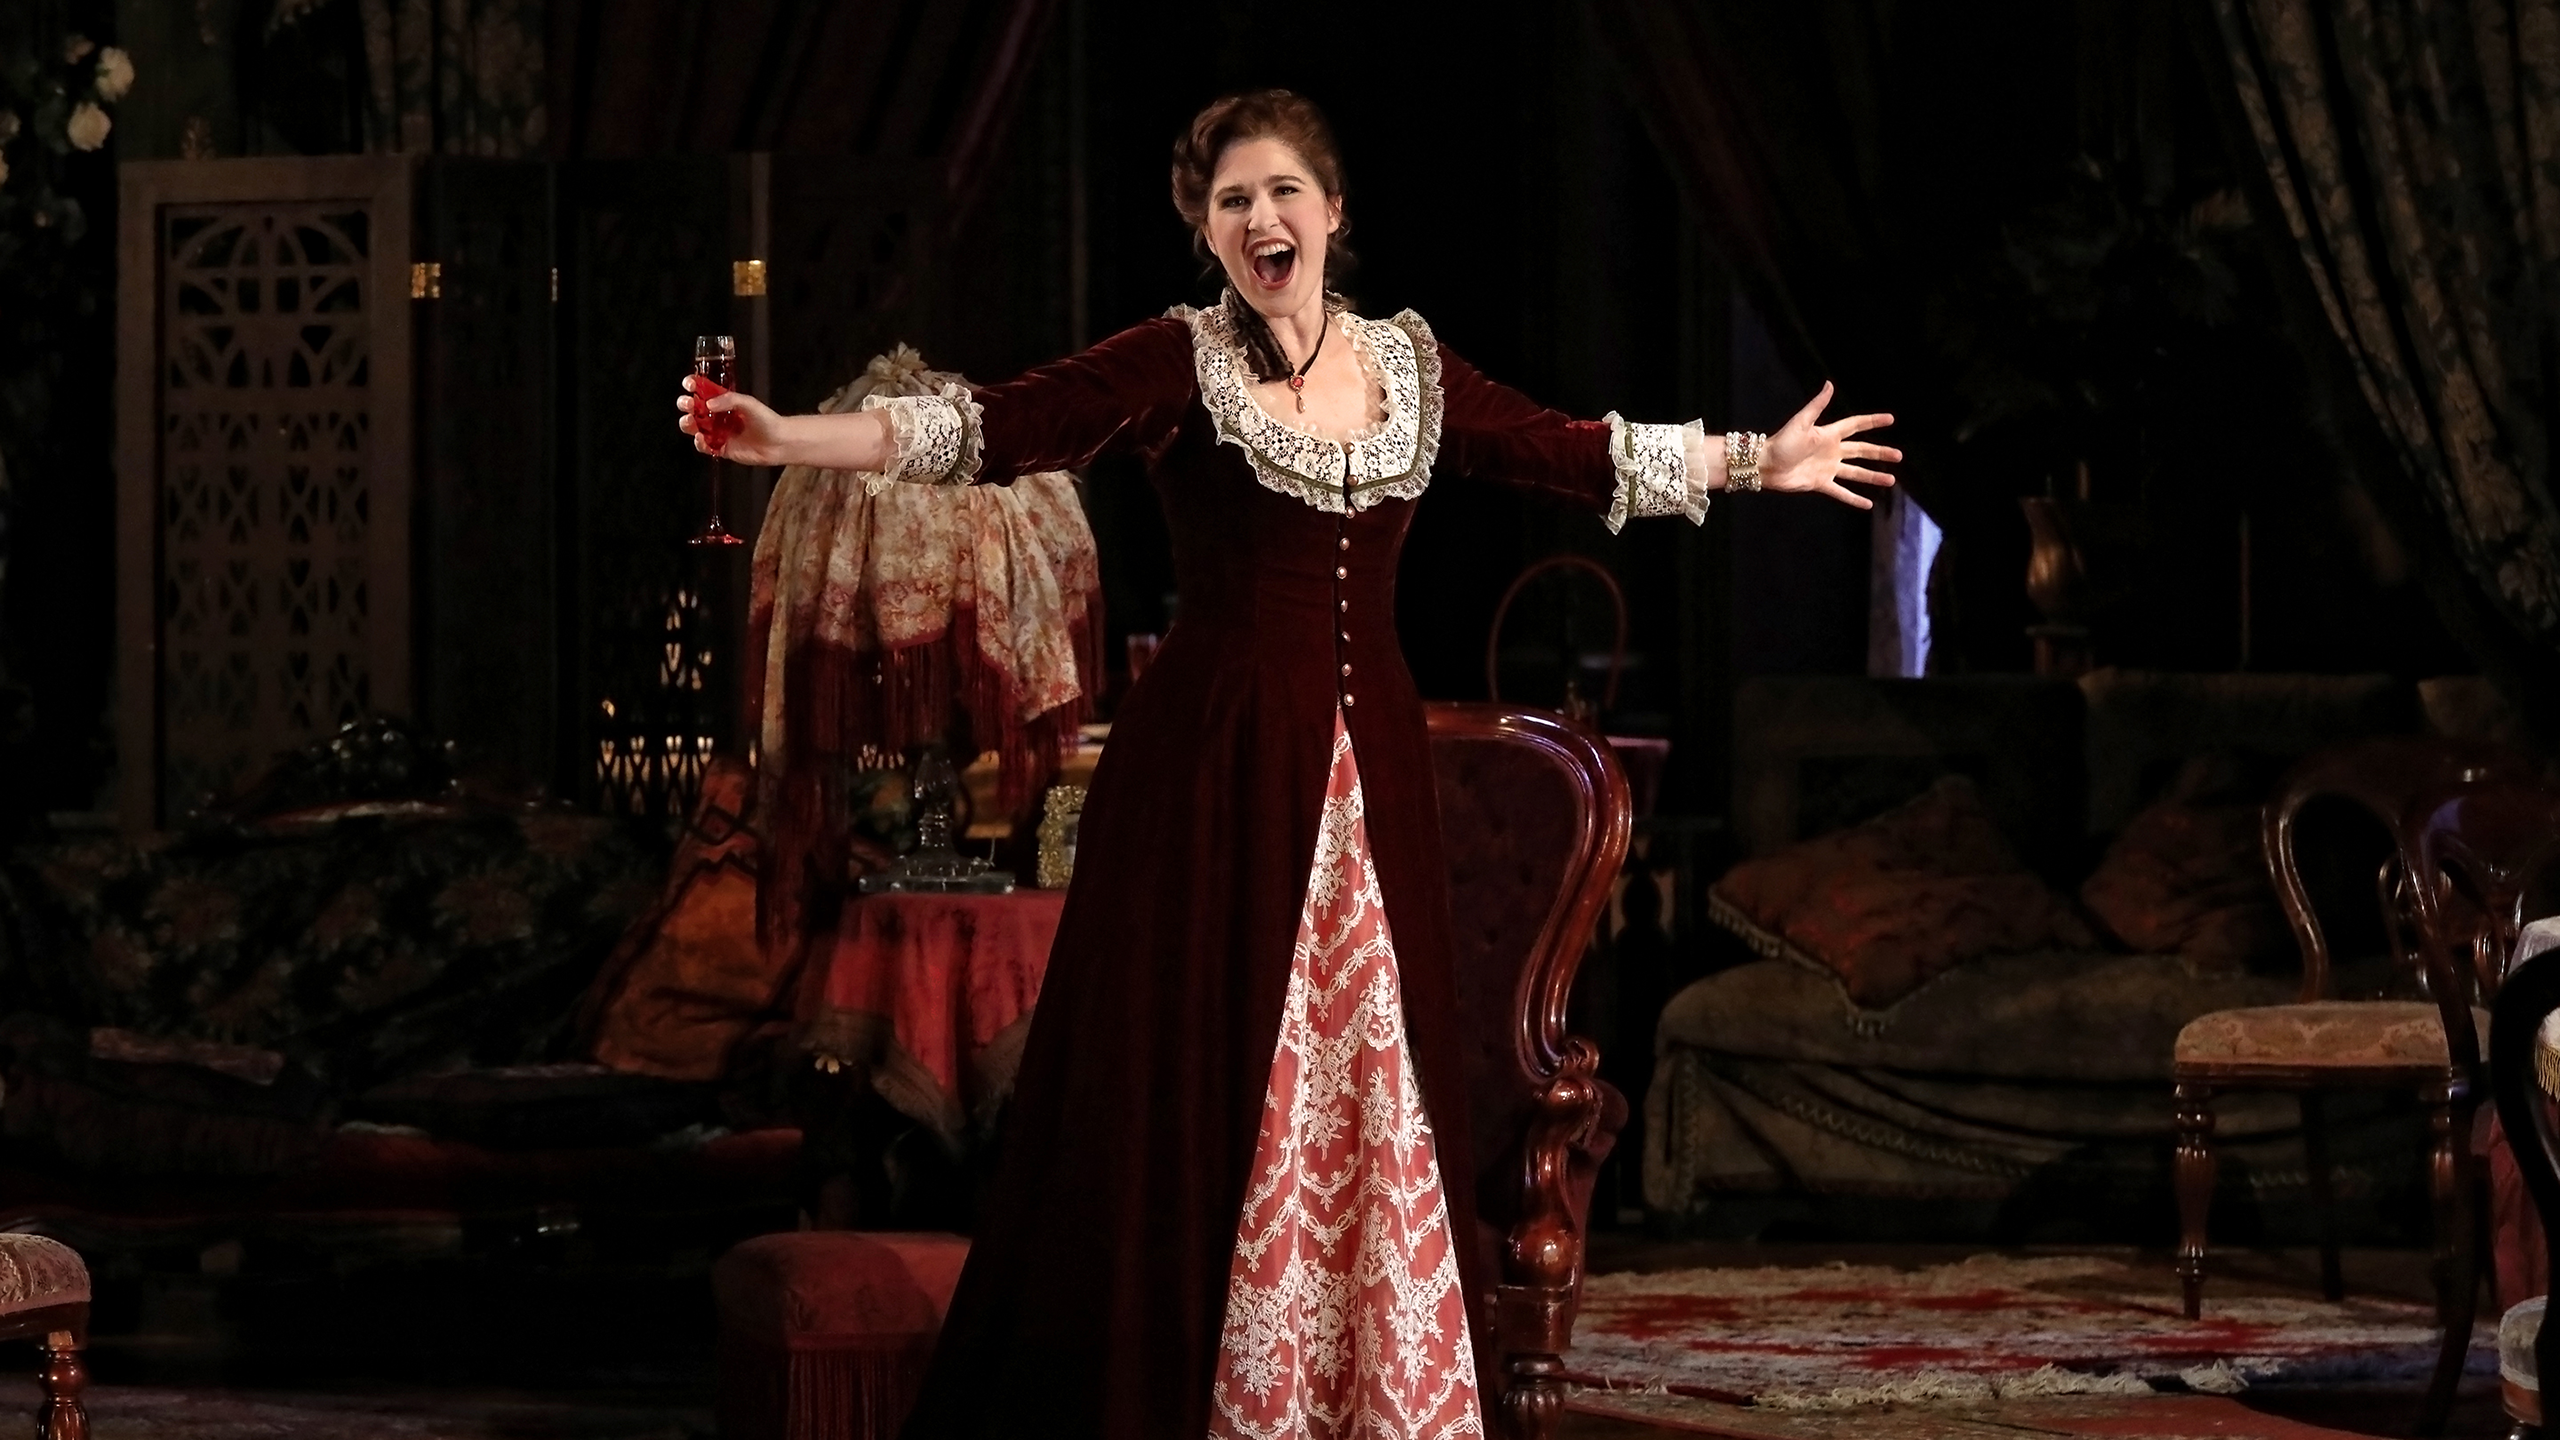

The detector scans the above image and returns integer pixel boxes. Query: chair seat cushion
[713,1232,969,1351]
[2174,1001,2490,1069]
[0,1235,88,1316]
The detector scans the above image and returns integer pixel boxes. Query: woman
[681,90,1895,1440]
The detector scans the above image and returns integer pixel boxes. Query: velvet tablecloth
[793,891,1063,1145]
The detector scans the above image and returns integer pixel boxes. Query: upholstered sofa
[0,740,804,1243]
[1645,670,2505,1239]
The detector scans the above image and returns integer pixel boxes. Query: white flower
[64,102,110,153]
[62,34,94,64]
[94,48,134,104]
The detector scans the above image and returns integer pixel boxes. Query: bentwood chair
[1427,703,1633,1440]
[2174,737,2556,1434]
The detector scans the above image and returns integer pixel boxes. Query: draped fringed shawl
[745,348,1105,951]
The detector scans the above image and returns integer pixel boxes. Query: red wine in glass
[688,334,745,547]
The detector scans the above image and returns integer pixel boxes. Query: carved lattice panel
[156,204,379,812]
[120,156,412,829]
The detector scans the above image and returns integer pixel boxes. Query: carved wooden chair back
[1425,703,1631,1440]
[2410,781,2560,1071]
[2263,736,2544,1006]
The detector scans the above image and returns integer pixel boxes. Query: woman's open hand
[1756,382,1899,509]
[675,377,790,466]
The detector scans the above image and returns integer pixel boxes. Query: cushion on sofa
[2079,753,2288,972]
[1710,777,2094,1009]
[578,760,786,1082]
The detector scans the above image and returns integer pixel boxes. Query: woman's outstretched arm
[675,316,1198,483]
[676,388,893,471]
[1435,344,1898,529]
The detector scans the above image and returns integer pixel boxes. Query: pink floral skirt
[1205,713,1484,1439]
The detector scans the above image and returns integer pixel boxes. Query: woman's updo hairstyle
[1170,89,1354,383]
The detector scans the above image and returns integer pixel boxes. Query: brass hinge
[732,259,767,297]
[409,261,442,300]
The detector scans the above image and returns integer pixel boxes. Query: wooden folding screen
[118,155,941,830]
[117,157,416,830]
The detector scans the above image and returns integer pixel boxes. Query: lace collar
[1169,298,1444,515]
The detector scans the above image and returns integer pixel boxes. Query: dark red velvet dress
[896,302,1693,1439]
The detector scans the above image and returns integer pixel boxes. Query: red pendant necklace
[1286,315,1328,413]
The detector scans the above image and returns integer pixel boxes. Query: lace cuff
[1602,415,1710,534]
[858,383,985,493]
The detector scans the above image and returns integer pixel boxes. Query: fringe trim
[1753,1364,2160,1411]
[751,590,1104,956]
[718,1333,935,1440]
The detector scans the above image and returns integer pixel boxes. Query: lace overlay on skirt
[1207,713,1484,1440]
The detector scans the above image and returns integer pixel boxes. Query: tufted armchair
[1427,703,1633,1440]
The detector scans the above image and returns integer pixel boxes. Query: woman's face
[1204,136,1341,320]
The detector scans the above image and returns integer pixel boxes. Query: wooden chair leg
[2175,1079,2217,1320]
[2418,1083,2478,1438]
[38,1329,86,1440]
[1501,1352,1564,1440]
[1494,1283,1573,1440]
[2300,1090,2346,1301]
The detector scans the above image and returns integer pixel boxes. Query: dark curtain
[2209,0,2560,665]
[277,0,1056,215]
[356,0,548,155]
[546,0,1052,221]
[1584,0,1900,417]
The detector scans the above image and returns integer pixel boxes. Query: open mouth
[1250,244,1297,289]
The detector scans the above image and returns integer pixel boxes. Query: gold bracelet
[1725,430,1767,492]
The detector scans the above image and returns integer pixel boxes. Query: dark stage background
[1,0,2485,834]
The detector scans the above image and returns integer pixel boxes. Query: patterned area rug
[0,1379,705,1439]
[1564,1255,2490,1410]
[1565,1390,2382,1439]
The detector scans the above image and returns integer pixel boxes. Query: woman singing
[680,89,1895,1440]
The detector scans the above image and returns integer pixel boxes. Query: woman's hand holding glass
[676,377,792,467]
[673,381,901,474]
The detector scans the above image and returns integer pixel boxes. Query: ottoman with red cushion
[712,1231,971,1440]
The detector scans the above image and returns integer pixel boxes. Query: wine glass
[687,334,745,547]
